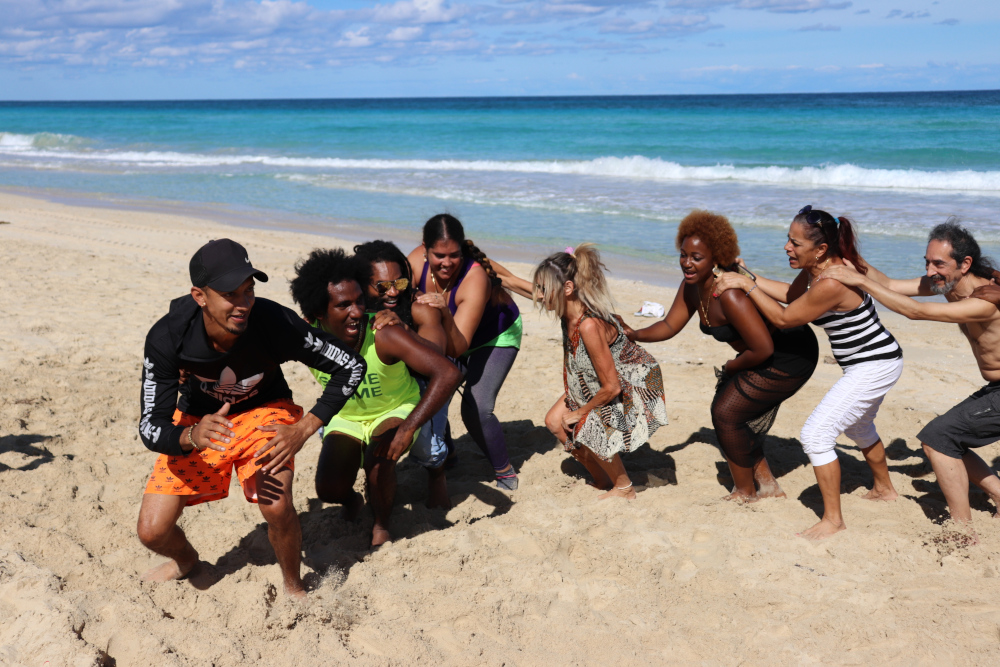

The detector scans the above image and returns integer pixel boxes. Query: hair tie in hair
[565,246,575,256]
[833,217,840,226]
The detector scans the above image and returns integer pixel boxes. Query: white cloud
[371,0,466,24]
[386,26,425,40]
[337,28,372,47]
[667,0,851,12]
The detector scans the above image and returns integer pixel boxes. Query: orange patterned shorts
[144,399,303,506]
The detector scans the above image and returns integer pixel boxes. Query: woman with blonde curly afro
[627,210,819,502]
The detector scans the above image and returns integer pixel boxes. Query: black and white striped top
[812,293,903,367]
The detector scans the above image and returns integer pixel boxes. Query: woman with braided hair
[408,214,523,491]
[537,244,668,499]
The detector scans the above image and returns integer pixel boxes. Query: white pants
[800,356,904,467]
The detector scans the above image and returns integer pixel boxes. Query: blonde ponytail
[532,242,616,321]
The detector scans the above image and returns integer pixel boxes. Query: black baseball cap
[189,239,269,292]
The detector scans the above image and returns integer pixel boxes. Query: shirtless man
[290,248,462,546]
[821,221,1000,534]
[137,239,365,597]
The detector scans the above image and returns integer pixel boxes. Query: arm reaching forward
[820,264,997,323]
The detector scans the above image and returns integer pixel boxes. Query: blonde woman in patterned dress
[535,244,669,499]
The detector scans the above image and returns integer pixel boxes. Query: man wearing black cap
[136,239,365,597]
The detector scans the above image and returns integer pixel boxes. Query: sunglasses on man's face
[374,278,409,295]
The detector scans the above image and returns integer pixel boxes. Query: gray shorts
[918,381,1000,459]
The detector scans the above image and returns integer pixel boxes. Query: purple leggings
[458,345,519,473]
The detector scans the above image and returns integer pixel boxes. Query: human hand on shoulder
[415,292,448,311]
[712,272,751,296]
[371,309,405,330]
[971,284,1000,309]
[817,262,864,287]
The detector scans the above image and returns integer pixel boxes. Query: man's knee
[258,491,295,524]
[315,476,355,504]
[137,508,175,548]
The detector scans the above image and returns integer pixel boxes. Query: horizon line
[2,88,999,104]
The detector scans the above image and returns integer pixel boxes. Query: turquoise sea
[2,91,999,280]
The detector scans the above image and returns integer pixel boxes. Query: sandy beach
[3,189,1000,666]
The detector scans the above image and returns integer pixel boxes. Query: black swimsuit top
[700,321,742,343]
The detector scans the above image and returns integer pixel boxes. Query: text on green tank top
[309,320,421,421]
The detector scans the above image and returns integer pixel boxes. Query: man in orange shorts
[137,239,365,597]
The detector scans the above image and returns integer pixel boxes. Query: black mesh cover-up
[709,325,819,468]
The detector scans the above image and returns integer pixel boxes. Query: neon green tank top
[310,320,421,422]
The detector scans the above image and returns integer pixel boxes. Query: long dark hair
[352,239,415,326]
[794,205,868,275]
[422,213,508,303]
[929,219,997,279]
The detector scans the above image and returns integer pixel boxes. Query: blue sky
[0,0,996,99]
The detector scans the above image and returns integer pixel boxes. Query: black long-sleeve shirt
[139,295,365,456]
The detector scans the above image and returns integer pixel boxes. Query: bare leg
[860,439,898,501]
[570,447,614,490]
[923,443,973,524]
[592,453,635,500]
[752,457,786,499]
[315,432,364,522]
[798,459,847,540]
[961,449,1000,516]
[723,460,759,503]
[255,468,305,598]
[425,464,451,510]
[545,395,613,490]
[365,419,404,547]
[137,492,198,582]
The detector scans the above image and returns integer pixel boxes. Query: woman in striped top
[713,205,903,540]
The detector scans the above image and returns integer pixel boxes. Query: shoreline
[0,184,686,288]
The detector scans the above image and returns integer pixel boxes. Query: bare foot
[341,491,363,522]
[284,581,307,599]
[756,481,787,499]
[371,525,392,547]
[425,468,452,510]
[861,486,899,501]
[723,490,759,503]
[141,557,197,582]
[797,518,846,541]
[598,486,636,500]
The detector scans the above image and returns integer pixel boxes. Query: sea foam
[2,132,999,193]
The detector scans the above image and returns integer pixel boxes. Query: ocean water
[2,92,999,280]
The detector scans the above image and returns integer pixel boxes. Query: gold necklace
[806,257,832,290]
[698,277,715,326]
[429,267,458,295]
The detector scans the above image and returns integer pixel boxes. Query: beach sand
[2,190,1000,666]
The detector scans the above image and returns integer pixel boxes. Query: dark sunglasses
[373,277,409,295]
[798,204,828,226]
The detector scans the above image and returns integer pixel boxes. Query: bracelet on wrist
[745,284,757,297]
[187,425,197,450]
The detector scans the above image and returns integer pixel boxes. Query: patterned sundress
[563,310,669,460]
